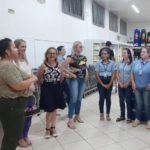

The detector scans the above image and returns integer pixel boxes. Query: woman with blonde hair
[62,41,88,129]
[14,39,36,147]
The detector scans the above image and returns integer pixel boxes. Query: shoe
[146,121,150,129]
[67,121,76,129]
[126,119,132,124]
[106,114,111,121]
[132,119,140,127]
[24,137,32,145]
[18,139,28,147]
[100,114,104,120]
[44,128,51,139]
[50,127,58,137]
[74,117,84,123]
[116,117,125,122]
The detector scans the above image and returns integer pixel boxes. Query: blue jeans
[134,88,150,121]
[68,78,85,119]
[118,86,132,119]
[21,96,35,139]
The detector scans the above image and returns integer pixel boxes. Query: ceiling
[95,0,150,23]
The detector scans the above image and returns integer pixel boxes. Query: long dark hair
[0,38,12,58]
[122,48,132,64]
[99,47,111,59]
[44,47,58,64]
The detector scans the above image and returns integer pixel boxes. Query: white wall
[127,22,150,42]
[0,0,127,67]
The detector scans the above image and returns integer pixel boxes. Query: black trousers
[0,97,27,150]
[62,79,70,105]
[118,86,132,119]
[97,76,112,114]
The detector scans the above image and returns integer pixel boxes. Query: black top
[109,49,114,60]
[68,54,87,78]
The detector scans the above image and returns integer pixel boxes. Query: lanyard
[102,61,110,77]
[139,62,145,76]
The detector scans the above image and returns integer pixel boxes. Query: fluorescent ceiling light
[131,4,140,14]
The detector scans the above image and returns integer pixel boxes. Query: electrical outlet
[8,9,15,14]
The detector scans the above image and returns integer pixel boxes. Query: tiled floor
[1,92,150,150]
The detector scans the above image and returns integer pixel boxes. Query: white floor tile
[106,130,134,142]
[98,143,125,150]
[32,138,60,150]
[119,138,149,150]
[1,92,150,150]
[86,134,115,149]
[56,132,83,145]
[62,141,94,150]
[137,134,150,144]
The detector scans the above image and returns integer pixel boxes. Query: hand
[29,83,35,92]
[119,82,124,88]
[102,84,110,90]
[84,75,89,81]
[146,84,150,91]
[132,83,136,90]
[71,74,77,79]
[123,83,128,88]
[31,75,38,82]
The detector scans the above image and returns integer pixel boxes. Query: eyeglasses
[48,52,56,55]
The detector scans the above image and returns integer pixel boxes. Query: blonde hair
[14,39,28,65]
[44,47,58,64]
[72,41,82,54]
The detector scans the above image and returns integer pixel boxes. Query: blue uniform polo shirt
[133,59,150,88]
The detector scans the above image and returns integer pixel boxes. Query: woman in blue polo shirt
[95,47,115,121]
[116,48,133,123]
[131,47,150,129]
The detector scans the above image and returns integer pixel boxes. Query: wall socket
[8,9,15,14]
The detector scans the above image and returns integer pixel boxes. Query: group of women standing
[1,37,150,150]
[95,46,150,130]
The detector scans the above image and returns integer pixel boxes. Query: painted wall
[0,0,127,67]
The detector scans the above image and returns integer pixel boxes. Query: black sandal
[50,127,58,137]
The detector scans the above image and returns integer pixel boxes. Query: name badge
[139,70,142,76]
[104,73,107,78]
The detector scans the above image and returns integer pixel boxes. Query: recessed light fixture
[131,4,140,14]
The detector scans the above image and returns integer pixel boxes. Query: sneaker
[146,121,150,129]
[132,119,140,127]
[126,119,132,124]
[106,114,111,121]
[116,117,125,122]
[100,114,104,120]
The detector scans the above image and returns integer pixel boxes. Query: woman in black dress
[37,47,66,138]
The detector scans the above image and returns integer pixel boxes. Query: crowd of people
[0,38,150,150]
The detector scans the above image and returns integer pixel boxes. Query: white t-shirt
[18,61,32,75]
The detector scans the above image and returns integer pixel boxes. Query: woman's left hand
[146,84,150,90]
[84,75,89,81]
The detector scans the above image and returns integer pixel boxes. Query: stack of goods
[133,29,141,46]
[133,29,150,47]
